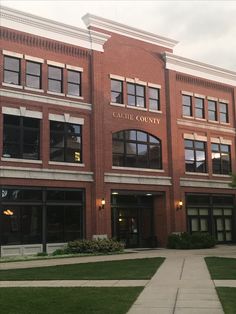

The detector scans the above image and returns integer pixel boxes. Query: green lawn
[217,288,236,314]
[0,287,142,314]
[205,257,236,279]
[0,257,164,281]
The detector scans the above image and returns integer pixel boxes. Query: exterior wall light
[3,209,14,216]
[176,200,183,211]
[99,198,106,210]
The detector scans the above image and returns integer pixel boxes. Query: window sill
[110,102,125,107]
[182,115,194,119]
[24,86,44,93]
[207,120,219,124]
[195,118,206,121]
[185,172,209,176]
[48,161,85,167]
[1,157,42,164]
[220,122,230,126]
[2,82,23,89]
[66,94,84,100]
[149,109,162,114]
[127,105,147,111]
[47,91,65,96]
[212,174,231,178]
[112,166,164,172]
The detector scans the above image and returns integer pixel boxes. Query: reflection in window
[67,70,81,96]
[149,87,160,111]
[4,56,20,85]
[127,83,145,108]
[184,140,207,173]
[48,66,63,93]
[111,79,123,104]
[50,121,82,163]
[195,98,204,119]
[182,95,192,116]
[3,115,40,160]
[26,61,41,89]
[219,102,228,123]
[112,130,162,169]
[208,100,217,121]
[211,143,231,174]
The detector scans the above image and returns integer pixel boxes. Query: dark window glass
[67,70,81,96]
[127,83,145,108]
[111,79,123,104]
[219,102,229,123]
[112,130,162,169]
[182,95,192,116]
[50,121,82,163]
[4,56,20,85]
[26,61,41,89]
[195,98,205,119]
[184,140,207,173]
[208,100,217,121]
[48,66,63,93]
[149,87,160,111]
[211,143,231,174]
[3,115,40,160]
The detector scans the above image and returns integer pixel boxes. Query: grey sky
[2,0,236,71]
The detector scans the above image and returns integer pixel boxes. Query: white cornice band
[164,52,236,86]
[0,6,110,52]
[82,13,178,49]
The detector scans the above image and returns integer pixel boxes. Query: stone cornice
[164,52,236,87]
[180,177,233,189]
[82,13,178,50]
[0,5,110,52]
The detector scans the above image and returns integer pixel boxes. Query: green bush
[37,252,48,257]
[52,238,125,255]
[167,232,216,249]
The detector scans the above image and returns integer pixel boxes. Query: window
[48,66,63,93]
[4,56,20,85]
[208,100,217,121]
[182,95,192,116]
[211,143,231,174]
[67,70,81,96]
[195,98,205,119]
[219,102,229,123]
[3,115,40,160]
[50,121,82,163]
[184,140,207,173]
[127,83,145,108]
[112,130,162,169]
[149,87,160,111]
[111,79,123,104]
[26,61,41,89]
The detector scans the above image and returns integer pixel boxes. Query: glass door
[116,208,139,247]
[213,208,233,242]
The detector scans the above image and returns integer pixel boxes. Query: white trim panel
[49,113,84,125]
[180,177,233,189]
[2,49,23,58]
[2,106,42,119]
[47,60,65,68]
[25,55,44,63]
[66,64,83,72]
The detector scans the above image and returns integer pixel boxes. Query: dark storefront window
[4,56,21,85]
[48,66,63,93]
[112,130,162,169]
[26,61,42,89]
[67,70,81,96]
[211,143,231,174]
[3,115,40,160]
[50,121,82,163]
[127,83,145,108]
[0,187,84,246]
[111,79,123,104]
[184,140,207,173]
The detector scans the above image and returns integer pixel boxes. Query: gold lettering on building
[112,111,160,124]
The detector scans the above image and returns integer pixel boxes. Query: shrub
[167,232,216,249]
[37,252,48,257]
[65,238,125,254]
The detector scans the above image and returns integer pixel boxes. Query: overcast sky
[2,0,236,71]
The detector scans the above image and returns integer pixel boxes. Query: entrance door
[213,208,233,242]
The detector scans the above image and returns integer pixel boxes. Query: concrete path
[128,256,224,314]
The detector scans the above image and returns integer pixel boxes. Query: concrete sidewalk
[128,256,224,314]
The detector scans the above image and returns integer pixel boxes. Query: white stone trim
[48,161,85,167]
[180,177,232,189]
[177,119,236,135]
[24,86,44,93]
[49,113,84,125]
[1,6,110,52]
[47,60,65,68]
[82,13,178,49]
[212,174,232,178]
[47,91,65,96]
[148,83,161,89]
[66,94,84,100]
[185,172,209,176]
[2,82,23,89]
[211,137,232,145]
[194,93,205,99]
[149,109,162,114]
[127,105,147,111]
[207,96,218,101]
[1,244,43,257]
[183,133,207,141]
[182,91,193,96]
[110,102,125,107]
[0,166,93,182]
[2,106,42,119]
[164,52,236,86]
[126,77,147,86]
[2,49,23,58]
[219,99,229,104]
[105,172,171,186]
[110,74,125,81]
[112,166,164,173]
[0,89,92,111]
[1,157,42,164]
[25,55,44,63]
[66,64,83,72]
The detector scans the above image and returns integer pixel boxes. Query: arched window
[112,130,162,169]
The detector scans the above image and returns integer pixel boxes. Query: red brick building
[0,6,235,256]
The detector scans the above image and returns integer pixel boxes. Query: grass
[0,257,164,281]
[205,257,236,279]
[217,288,236,314]
[0,287,143,314]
